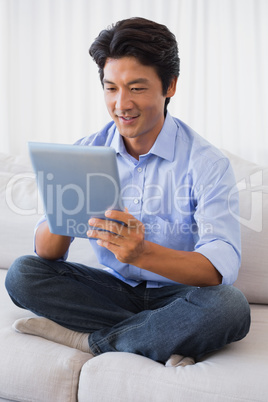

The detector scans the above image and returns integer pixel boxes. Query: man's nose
[115,89,133,111]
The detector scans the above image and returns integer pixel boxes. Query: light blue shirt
[36,113,241,287]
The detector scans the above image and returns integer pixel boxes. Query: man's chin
[115,123,140,139]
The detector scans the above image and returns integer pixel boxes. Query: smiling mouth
[118,115,139,123]
[118,116,138,121]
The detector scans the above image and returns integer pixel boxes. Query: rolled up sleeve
[193,157,241,285]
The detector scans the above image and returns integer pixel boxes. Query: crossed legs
[5,255,251,364]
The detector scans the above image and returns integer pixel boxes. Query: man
[6,17,250,366]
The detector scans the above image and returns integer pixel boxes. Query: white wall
[0,0,267,164]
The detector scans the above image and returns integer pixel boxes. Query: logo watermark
[228,170,263,232]
[5,169,265,233]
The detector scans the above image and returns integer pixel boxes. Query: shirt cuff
[194,240,241,285]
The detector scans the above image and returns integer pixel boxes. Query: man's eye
[131,88,146,92]
[105,87,116,92]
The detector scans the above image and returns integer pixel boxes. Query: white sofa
[0,149,267,402]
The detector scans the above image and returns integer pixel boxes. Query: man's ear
[166,76,178,98]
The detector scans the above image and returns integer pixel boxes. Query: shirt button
[133,199,139,204]
[137,167,143,172]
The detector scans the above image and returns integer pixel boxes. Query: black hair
[89,17,180,115]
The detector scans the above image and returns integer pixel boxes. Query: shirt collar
[110,112,177,162]
[110,127,126,156]
[149,112,177,161]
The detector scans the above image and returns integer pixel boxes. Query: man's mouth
[117,115,139,123]
[118,116,138,121]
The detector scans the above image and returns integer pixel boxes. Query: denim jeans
[5,255,251,363]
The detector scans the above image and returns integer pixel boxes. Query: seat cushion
[0,269,93,402]
[0,327,93,402]
[78,304,268,402]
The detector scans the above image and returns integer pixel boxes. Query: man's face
[103,57,176,153]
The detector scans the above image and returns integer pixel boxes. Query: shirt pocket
[142,215,197,252]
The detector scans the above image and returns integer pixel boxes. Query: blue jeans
[5,255,250,363]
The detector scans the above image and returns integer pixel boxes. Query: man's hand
[87,209,146,264]
[87,209,222,287]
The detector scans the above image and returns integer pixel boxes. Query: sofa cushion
[0,268,94,402]
[222,151,268,304]
[78,305,268,402]
[0,327,93,402]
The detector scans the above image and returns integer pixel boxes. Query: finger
[88,217,107,230]
[87,228,102,239]
[97,239,120,250]
[105,209,134,225]
[96,240,124,261]
[87,227,125,245]
[105,210,142,231]
[88,218,127,236]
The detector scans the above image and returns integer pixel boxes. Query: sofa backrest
[0,150,267,304]
[0,153,40,267]
[222,150,268,304]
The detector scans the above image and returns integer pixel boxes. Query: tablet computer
[28,142,123,238]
